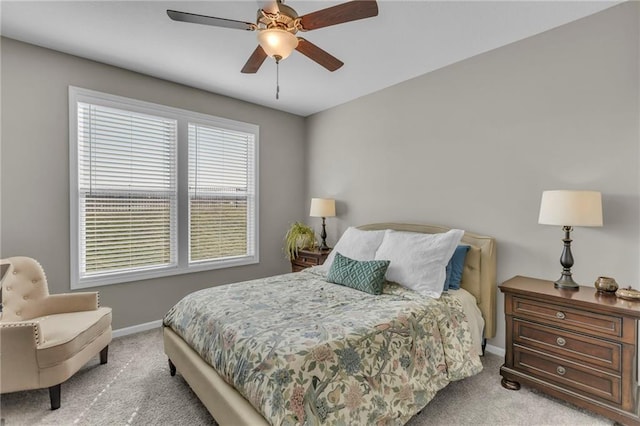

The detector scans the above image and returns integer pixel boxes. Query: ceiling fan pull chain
[276,57,280,100]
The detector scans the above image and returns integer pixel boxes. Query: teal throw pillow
[444,245,470,291]
[327,252,390,295]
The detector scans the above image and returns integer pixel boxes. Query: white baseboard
[113,319,163,338]
[485,343,505,357]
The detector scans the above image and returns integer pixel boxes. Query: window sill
[71,255,259,289]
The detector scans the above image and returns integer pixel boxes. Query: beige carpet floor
[1,328,611,425]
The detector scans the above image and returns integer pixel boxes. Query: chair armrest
[0,320,42,345]
[0,321,41,392]
[39,292,99,316]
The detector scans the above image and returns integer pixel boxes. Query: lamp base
[554,273,579,290]
[319,216,328,250]
[553,226,579,291]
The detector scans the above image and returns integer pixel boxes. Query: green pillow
[326,252,390,295]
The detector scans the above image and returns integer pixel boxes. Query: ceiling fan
[167,0,379,74]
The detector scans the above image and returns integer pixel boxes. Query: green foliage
[284,222,316,260]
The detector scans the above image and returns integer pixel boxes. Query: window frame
[69,87,259,289]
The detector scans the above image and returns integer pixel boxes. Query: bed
[163,223,497,425]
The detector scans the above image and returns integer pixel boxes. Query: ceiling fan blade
[299,0,378,31]
[295,38,344,72]
[167,10,255,31]
[241,45,268,73]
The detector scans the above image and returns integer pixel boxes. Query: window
[70,87,259,289]
[77,103,178,277]
[189,124,256,263]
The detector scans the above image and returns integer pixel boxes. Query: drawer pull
[555,311,566,320]
[556,337,566,347]
[556,366,566,376]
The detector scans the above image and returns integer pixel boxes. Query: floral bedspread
[163,268,482,425]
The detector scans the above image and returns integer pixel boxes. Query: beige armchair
[0,257,112,410]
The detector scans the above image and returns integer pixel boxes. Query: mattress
[163,268,483,425]
[448,288,485,355]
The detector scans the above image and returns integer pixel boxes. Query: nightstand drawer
[513,319,622,372]
[297,255,322,265]
[292,259,317,270]
[291,263,307,272]
[514,346,621,404]
[291,249,331,273]
[511,296,622,338]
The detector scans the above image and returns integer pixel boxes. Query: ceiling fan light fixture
[257,28,298,60]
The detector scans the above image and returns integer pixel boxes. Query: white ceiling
[0,1,619,117]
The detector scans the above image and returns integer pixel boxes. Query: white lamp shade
[309,198,335,218]
[538,190,603,227]
[257,28,299,59]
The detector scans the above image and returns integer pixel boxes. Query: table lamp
[309,198,335,250]
[538,190,603,290]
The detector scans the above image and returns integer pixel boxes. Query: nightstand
[291,248,331,272]
[500,276,640,425]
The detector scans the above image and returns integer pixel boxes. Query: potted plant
[284,222,317,260]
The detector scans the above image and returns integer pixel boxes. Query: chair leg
[100,345,108,365]
[49,384,61,410]
[168,358,176,376]
[48,346,107,410]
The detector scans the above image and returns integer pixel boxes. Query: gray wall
[305,3,640,351]
[2,3,638,349]
[1,37,307,330]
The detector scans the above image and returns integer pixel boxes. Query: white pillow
[374,229,464,298]
[323,227,386,270]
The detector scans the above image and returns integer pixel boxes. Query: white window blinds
[189,123,256,263]
[77,102,177,277]
[71,87,259,288]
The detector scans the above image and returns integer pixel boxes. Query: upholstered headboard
[357,223,497,339]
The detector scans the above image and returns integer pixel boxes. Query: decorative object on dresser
[500,275,640,425]
[616,287,640,301]
[309,198,336,249]
[290,247,331,272]
[595,276,619,293]
[538,190,603,290]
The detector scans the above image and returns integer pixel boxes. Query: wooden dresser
[500,276,640,425]
[290,248,331,272]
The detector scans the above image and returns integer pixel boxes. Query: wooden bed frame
[163,223,497,425]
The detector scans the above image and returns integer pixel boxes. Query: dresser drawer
[514,346,621,404]
[513,319,621,373]
[511,296,622,338]
[501,276,640,424]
